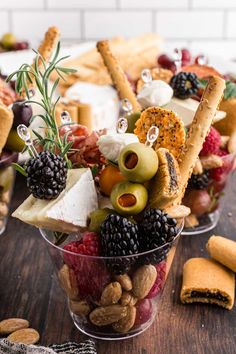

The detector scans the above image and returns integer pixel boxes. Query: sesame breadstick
[25,26,60,91]
[34,26,60,69]
[97,40,141,112]
[175,76,225,204]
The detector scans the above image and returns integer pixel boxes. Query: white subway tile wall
[0,0,236,58]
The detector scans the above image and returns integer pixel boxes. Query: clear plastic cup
[182,153,235,235]
[40,221,183,340]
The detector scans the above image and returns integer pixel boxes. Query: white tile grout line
[116,0,121,10]
[223,10,227,39]
[8,10,12,32]
[152,10,156,33]
[80,10,85,40]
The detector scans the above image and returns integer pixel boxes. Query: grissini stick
[34,26,60,69]
[174,76,225,204]
[25,26,60,91]
[97,40,141,112]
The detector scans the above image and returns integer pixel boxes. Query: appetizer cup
[40,221,183,340]
[183,153,235,235]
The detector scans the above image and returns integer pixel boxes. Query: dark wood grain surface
[1,174,236,354]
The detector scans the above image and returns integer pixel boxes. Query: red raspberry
[146,261,166,299]
[63,232,110,301]
[200,127,221,156]
[209,149,234,182]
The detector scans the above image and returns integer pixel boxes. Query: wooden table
[1,174,236,354]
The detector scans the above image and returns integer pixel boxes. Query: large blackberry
[188,171,209,190]
[100,214,140,275]
[170,72,200,99]
[139,208,178,265]
[26,151,67,200]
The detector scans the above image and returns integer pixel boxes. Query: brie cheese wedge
[12,168,98,233]
[164,97,226,126]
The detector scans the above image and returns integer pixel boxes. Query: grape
[157,54,176,73]
[134,299,153,327]
[12,100,33,128]
[181,48,191,64]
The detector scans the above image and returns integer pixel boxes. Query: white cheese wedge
[65,82,119,132]
[164,97,226,126]
[12,168,98,233]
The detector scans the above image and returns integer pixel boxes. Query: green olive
[110,181,148,215]
[126,112,141,133]
[118,142,158,183]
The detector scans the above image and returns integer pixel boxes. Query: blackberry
[188,171,209,190]
[139,208,178,265]
[100,214,140,275]
[170,72,200,99]
[26,151,67,200]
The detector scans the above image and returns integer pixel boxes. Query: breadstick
[97,40,141,112]
[175,76,225,203]
[34,26,60,69]
[25,26,60,91]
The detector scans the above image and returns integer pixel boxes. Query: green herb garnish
[7,42,77,168]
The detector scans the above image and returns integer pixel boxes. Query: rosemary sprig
[7,42,77,168]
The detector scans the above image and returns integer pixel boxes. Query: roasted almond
[113,306,136,333]
[115,274,132,291]
[120,291,137,306]
[100,282,122,306]
[89,305,127,326]
[7,328,40,345]
[132,265,157,299]
[0,318,29,335]
[69,300,90,316]
[58,264,79,300]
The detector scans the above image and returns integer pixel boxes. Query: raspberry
[63,232,110,301]
[146,261,166,299]
[200,127,221,156]
[209,149,234,182]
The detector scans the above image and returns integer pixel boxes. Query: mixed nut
[58,262,166,334]
[0,318,39,345]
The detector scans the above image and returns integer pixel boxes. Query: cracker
[134,106,185,160]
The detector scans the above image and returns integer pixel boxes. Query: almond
[100,282,122,306]
[58,264,79,300]
[0,318,29,335]
[7,328,40,345]
[89,305,127,326]
[120,291,137,306]
[112,306,136,333]
[115,274,132,291]
[69,300,90,316]
[132,265,157,299]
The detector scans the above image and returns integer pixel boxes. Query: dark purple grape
[12,100,32,128]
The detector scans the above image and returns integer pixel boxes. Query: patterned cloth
[0,339,97,354]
